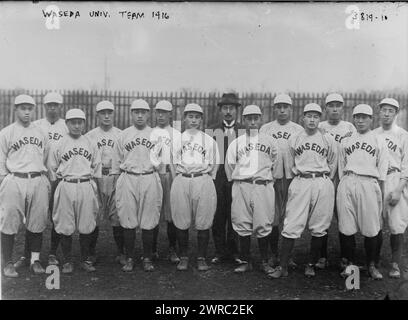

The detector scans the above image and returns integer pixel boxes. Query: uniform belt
[63,178,90,183]
[387,168,401,175]
[298,173,326,179]
[102,168,111,176]
[121,170,154,176]
[12,172,42,179]
[240,179,271,185]
[181,173,206,178]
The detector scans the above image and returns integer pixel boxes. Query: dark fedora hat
[217,93,241,107]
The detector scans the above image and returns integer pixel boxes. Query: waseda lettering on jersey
[11,137,43,151]
[237,143,271,160]
[295,143,328,157]
[124,138,155,152]
[331,131,353,143]
[271,131,291,140]
[385,138,398,153]
[49,132,64,141]
[97,138,115,149]
[179,142,206,157]
[345,142,376,157]
[61,148,92,162]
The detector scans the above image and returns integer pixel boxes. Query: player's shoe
[115,254,127,266]
[3,262,19,278]
[81,260,96,273]
[177,257,189,271]
[30,260,45,275]
[211,255,222,264]
[143,258,155,272]
[288,258,298,269]
[260,260,274,275]
[168,248,180,264]
[315,257,329,270]
[62,262,74,274]
[197,257,210,272]
[233,255,243,265]
[389,263,401,279]
[304,264,316,278]
[368,263,383,280]
[268,254,279,268]
[14,256,30,269]
[122,258,134,272]
[88,255,97,265]
[234,261,252,273]
[339,258,349,270]
[267,266,288,279]
[47,254,59,266]
[340,260,353,278]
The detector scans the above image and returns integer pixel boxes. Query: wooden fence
[1,89,407,131]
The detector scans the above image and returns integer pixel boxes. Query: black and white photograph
[0,1,408,304]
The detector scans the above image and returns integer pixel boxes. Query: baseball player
[374,98,408,278]
[336,104,388,280]
[170,103,220,272]
[1,94,50,277]
[47,108,102,274]
[150,100,181,263]
[112,99,163,273]
[260,93,303,267]
[210,93,244,265]
[225,104,278,274]
[318,93,356,270]
[269,103,338,279]
[85,101,124,265]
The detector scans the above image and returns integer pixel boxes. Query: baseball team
[1,91,407,285]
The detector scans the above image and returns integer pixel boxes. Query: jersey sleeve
[401,131,408,180]
[149,135,163,170]
[337,140,347,180]
[47,141,60,182]
[287,133,297,175]
[224,139,237,182]
[0,129,9,176]
[325,134,338,179]
[91,141,102,179]
[269,138,279,175]
[208,135,220,179]
[111,132,124,175]
[376,136,389,182]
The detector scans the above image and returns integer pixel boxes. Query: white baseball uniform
[86,126,122,226]
[47,134,102,236]
[373,125,408,234]
[150,125,181,222]
[260,120,303,226]
[282,130,338,239]
[225,132,278,238]
[112,125,163,230]
[33,118,68,147]
[337,131,389,237]
[0,122,50,235]
[170,129,219,230]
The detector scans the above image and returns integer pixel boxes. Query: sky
[0,1,407,93]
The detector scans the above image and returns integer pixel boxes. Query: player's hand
[387,190,402,207]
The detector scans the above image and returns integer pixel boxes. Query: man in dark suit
[209,93,245,264]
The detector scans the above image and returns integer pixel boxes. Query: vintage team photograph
[0,1,407,302]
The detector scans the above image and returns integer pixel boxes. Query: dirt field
[2,220,407,300]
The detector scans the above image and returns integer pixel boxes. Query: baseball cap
[353,104,373,116]
[274,94,292,106]
[184,103,203,114]
[14,94,36,106]
[325,93,344,105]
[378,98,399,110]
[130,99,150,111]
[303,103,322,114]
[96,100,114,112]
[44,92,63,104]
[155,100,173,112]
[242,105,262,116]
[66,108,86,120]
